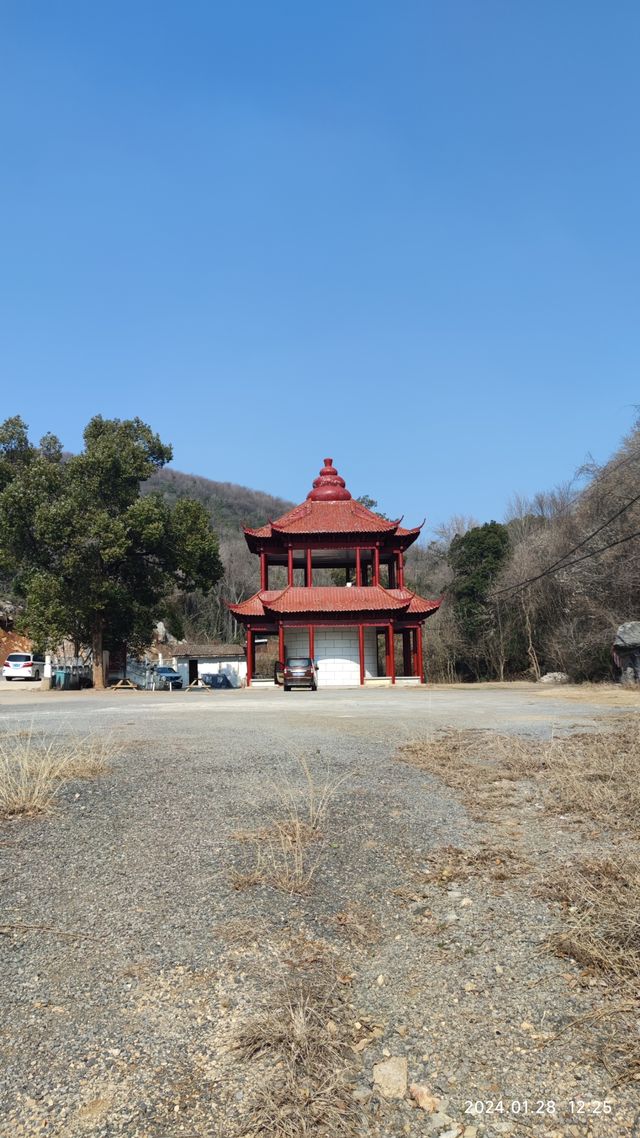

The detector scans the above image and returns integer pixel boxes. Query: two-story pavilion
[228,458,441,687]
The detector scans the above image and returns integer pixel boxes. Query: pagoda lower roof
[228,586,441,620]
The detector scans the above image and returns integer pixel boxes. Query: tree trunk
[92,623,105,690]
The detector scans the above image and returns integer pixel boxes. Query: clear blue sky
[2,1,638,533]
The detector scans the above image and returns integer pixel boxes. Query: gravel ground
[1,684,639,1137]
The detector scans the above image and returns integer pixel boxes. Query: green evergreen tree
[0,416,223,687]
[448,521,510,671]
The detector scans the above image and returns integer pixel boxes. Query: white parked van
[2,653,46,681]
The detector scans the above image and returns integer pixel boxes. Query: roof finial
[307,457,352,501]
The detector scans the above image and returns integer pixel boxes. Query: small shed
[613,622,640,683]
[171,643,247,688]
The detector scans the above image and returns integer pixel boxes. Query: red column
[287,548,294,585]
[260,554,267,591]
[356,547,362,586]
[402,630,411,676]
[306,548,312,587]
[390,623,396,684]
[278,623,285,664]
[246,628,253,686]
[308,625,315,661]
[417,625,424,683]
[358,624,365,685]
[389,557,396,588]
[398,552,405,589]
[374,547,380,586]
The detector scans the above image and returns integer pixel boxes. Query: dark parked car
[201,673,234,689]
[154,666,183,690]
[283,657,318,691]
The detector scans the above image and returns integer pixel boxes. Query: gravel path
[1,685,638,1137]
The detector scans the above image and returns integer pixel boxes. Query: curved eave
[227,587,443,622]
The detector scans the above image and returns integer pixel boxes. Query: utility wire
[491,522,640,597]
[521,488,640,581]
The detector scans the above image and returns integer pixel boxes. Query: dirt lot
[1,684,639,1137]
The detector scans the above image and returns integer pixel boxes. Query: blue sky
[2,1,638,533]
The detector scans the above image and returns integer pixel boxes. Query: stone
[409,1083,440,1112]
[352,1084,372,1106]
[539,671,569,684]
[372,1056,408,1100]
[426,1113,458,1134]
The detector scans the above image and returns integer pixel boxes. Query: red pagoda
[228,458,441,687]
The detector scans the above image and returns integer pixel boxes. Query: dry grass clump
[233,984,361,1137]
[0,729,111,817]
[332,904,381,949]
[420,842,529,885]
[399,718,640,833]
[398,729,538,818]
[230,754,346,895]
[544,852,640,1085]
[230,819,320,894]
[545,853,640,979]
[543,717,640,831]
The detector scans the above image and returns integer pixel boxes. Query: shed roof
[172,642,246,658]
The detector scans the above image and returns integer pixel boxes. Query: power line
[491,523,640,598]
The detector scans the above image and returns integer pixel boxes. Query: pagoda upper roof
[228,586,441,620]
[243,458,424,548]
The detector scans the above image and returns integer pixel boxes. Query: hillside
[143,467,293,535]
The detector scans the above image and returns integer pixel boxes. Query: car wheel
[33,670,40,681]
[5,676,12,681]
[284,684,291,692]
[311,683,317,691]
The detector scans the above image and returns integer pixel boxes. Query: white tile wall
[283,626,379,687]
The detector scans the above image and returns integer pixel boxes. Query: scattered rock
[539,671,569,684]
[427,1112,458,1134]
[409,1083,440,1112]
[352,1084,372,1106]
[372,1055,408,1099]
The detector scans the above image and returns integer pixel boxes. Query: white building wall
[283,626,379,687]
[173,656,247,687]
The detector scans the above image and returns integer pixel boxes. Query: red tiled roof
[228,591,284,617]
[245,499,399,539]
[228,587,442,619]
[266,586,410,613]
[388,590,442,615]
[243,459,425,550]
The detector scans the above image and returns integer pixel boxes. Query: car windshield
[287,658,311,668]
[157,667,177,674]
[6,654,30,662]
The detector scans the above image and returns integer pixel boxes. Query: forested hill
[143,467,294,534]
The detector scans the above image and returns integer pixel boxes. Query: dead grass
[543,852,640,1084]
[233,982,361,1138]
[0,728,111,818]
[230,754,345,894]
[544,853,640,980]
[398,716,640,831]
[332,903,381,949]
[398,719,640,1083]
[543,718,640,832]
[419,842,530,885]
[397,728,538,818]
